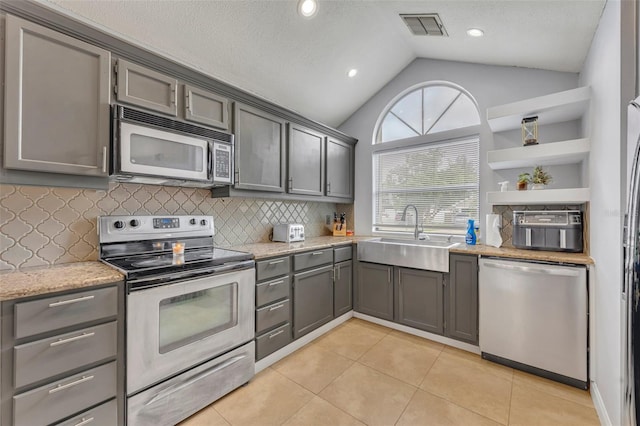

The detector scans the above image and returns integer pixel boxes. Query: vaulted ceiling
[43,0,606,128]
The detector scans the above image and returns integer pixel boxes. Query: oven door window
[158,283,238,354]
[130,133,204,172]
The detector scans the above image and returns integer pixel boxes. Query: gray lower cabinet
[446,254,479,344]
[115,59,178,116]
[395,268,444,335]
[334,261,353,317]
[355,262,394,321]
[293,264,334,339]
[4,14,111,177]
[326,138,354,200]
[288,124,325,196]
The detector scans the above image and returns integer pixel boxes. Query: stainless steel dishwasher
[479,257,588,389]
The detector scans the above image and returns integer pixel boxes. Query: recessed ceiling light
[466,28,484,37]
[347,69,358,78]
[298,0,318,18]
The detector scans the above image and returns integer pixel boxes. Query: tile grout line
[417,387,509,426]
[393,386,419,426]
[507,374,514,426]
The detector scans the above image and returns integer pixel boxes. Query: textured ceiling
[41,0,605,128]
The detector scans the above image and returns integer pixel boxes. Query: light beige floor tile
[283,396,365,426]
[347,318,393,334]
[420,354,512,424]
[273,344,354,393]
[442,346,514,381]
[179,404,230,426]
[513,370,593,408]
[359,334,440,386]
[389,329,445,352]
[213,368,313,426]
[314,321,387,360]
[319,363,416,426]
[397,389,503,426]
[509,383,600,426]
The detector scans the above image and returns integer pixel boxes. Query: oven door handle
[128,260,255,286]
[145,354,247,407]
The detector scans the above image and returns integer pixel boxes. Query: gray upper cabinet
[326,138,353,200]
[4,14,111,176]
[395,268,444,335]
[355,262,394,321]
[446,254,478,344]
[234,103,286,192]
[183,84,230,130]
[115,59,178,116]
[288,124,325,196]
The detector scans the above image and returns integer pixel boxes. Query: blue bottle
[465,219,476,245]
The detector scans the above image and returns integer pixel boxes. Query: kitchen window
[373,82,480,235]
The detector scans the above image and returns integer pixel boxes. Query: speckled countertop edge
[229,236,372,259]
[450,244,594,265]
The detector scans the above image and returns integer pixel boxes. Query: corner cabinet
[3,14,111,177]
[446,254,478,345]
[326,138,354,199]
[287,124,325,196]
[355,262,394,321]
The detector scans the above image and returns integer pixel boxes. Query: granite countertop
[0,261,124,302]
[451,244,594,265]
[230,236,373,259]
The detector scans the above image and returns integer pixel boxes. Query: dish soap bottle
[466,219,476,245]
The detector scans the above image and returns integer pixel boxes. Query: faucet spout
[401,204,420,239]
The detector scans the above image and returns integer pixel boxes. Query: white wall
[338,58,579,236]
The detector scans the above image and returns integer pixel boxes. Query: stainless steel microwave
[111,105,233,187]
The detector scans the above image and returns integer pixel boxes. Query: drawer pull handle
[74,417,95,426]
[268,260,285,265]
[268,280,284,287]
[269,330,284,339]
[48,375,94,394]
[312,251,324,255]
[50,332,95,347]
[48,295,95,308]
[269,304,284,311]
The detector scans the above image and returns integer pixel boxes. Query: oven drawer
[54,398,117,426]
[13,361,117,426]
[256,256,290,281]
[14,322,117,389]
[256,299,290,334]
[256,323,292,360]
[293,249,333,272]
[15,287,118,339]
[256,276,290,307]
[334,245,353,263]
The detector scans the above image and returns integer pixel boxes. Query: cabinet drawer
[256,276,290,307]
[15,287,117,339]
[334,245,353,263]
[256,323,291,360]
[256,299,290,334]
[293,249,333,272]
[256,257,290,281]
[14,322,117,389]
[54,398,117,426]
[13,361,117,426]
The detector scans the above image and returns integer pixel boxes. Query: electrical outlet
[326,214,331,225]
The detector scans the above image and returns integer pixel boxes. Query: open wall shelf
[487,138,590,170]
[486,188,590,205]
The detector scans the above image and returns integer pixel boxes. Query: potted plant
[517,172,531,191]
[531,165,552,189]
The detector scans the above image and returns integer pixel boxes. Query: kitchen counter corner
[450,244,594,265]
[230,235,373,259]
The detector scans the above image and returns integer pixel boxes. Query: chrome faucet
[401,204,421,239]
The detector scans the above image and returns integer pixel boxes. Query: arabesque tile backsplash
[0,183,339,271]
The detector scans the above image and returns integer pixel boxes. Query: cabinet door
[234,103,286,192]
[396,268,444,335]
[184,84,229,130]
[334,261,353,317]
[116,59,177,116]
[288,124,325,196]
[292,265,334,339]
[446,254,478,344]
[4,15,110,176]
[355,262,393,321]
[326,138,353,199]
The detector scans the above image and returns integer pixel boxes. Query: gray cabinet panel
[116,59,177,116]
[234,103,286,192]
[293,248,333,272]
[355,262,394,321]
[184,84,229,130]
[256,256,290,281]
[256,323,292,360]
[288,124,325,196]
[13,361,116,426]
[396,268,444,335]
[326,138,353,199]
[333,245,353,263]
[256,276,290,308]
[293,265,334,339]
[14,321,117,389]
[4,15,110,176]
[334,261,353,317]
[256,299,290,334]
[54,398,117,426]
[446,254,478,344]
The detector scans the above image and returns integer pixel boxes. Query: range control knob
[189,218,197,225]
[129,219,140,227]
[113,220,125,229]
[200,219,208,226]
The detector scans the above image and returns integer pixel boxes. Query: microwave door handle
[207,143,213,181]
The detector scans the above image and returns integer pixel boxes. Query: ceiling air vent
[401,14,448,37]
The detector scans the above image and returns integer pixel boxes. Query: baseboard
[590,381,613,426]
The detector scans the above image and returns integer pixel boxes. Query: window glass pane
[380,113,420,143]
[428,95,481,135]
[422,87,459,133]
[391,90,423,135]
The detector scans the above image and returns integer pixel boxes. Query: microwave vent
[400,14,448,37]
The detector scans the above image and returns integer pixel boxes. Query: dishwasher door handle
[482,261,582,277]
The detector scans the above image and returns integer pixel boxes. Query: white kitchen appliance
[272,223,305,242]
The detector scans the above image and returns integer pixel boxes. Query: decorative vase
[517,181,528,191]
[530,183,545,190]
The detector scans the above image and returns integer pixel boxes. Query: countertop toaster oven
[272,224,305,243]
[512,210,583,252]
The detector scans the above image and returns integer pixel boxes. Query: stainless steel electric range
[98,215,255,426]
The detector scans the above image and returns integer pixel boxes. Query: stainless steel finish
[101,146,107,173]
[98,214,214,244]
[560,229,567,249]
[48,295,95,308]
[357,238,460,273]
[48,375,94,394]
[525,228,532,246]
[272,223,305,243]
[49,332,95,347]
[513,210,583,252]
[400,204,421,239]
[479,258,587,382]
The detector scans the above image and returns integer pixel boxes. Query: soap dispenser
[465,219,476,245]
